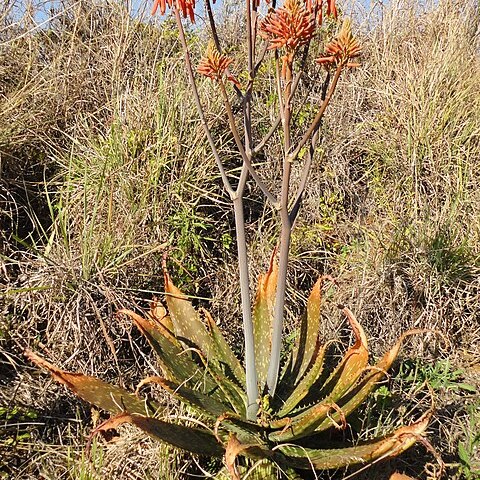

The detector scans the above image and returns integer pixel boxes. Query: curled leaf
[275,410,431,469]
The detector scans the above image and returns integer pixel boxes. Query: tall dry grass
[1,0,479,478]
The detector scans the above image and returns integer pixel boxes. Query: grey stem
[174,7,258,417]
[233,167,259,420]
[266,208,292,395]
[267,59,294,396]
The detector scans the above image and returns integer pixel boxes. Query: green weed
[457,402,480,480]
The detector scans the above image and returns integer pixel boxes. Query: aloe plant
[26,266,434,478]
[26,0,440,477]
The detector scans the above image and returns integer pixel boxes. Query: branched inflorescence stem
[174,7,260,419]
[173,0,352,410]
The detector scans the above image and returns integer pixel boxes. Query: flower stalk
[164,0,361,415]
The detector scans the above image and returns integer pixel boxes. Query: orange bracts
[197,43,240,87]
[317,18,361,68]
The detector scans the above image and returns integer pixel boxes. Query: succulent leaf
[208,367,248,416]
[290,276,333,383]
[164,270,213,357]
[269,308,369,440]
[92,411,225,457]
[25,349,156,415]
[203,309,246,388]
[275,411,431,469]
[193,345,248,416]
[216,412,266,438]
[252,257,278,390]
[313,329,433,434]
[120,309,232,405]
[389,474,418,480]
[318,307,369,400]
[147,297,174,332]
[136,376,233,419]
[276,340,330,417]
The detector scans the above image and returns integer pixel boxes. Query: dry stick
[173,8,259,420]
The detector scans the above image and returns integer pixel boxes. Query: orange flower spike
[316,18,361,68]
[260,0,316,54]
[197,42,240,87]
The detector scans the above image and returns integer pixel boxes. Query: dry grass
[1,0,480,478]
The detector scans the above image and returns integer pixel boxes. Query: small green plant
[26,0,441,477]
[398,358,477,394]
[457,402,480,480]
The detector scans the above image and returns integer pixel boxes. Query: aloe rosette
[26,264,432,479]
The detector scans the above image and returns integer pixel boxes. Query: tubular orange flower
[260,0,316,54]
[303,0,337,25]
[326,0,337,18]
[151,0,196,22]
[316,18,361,68]
[197,43,240,87]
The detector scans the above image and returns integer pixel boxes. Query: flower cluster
[197,42,240,87]
[260,0,316,54]
[151,0,196,22]
[316,18,361,68]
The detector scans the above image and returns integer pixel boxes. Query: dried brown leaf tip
[260,0,316,54]
[197,42,240,87]
[316,18,361,68]
[151,0,196,22]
